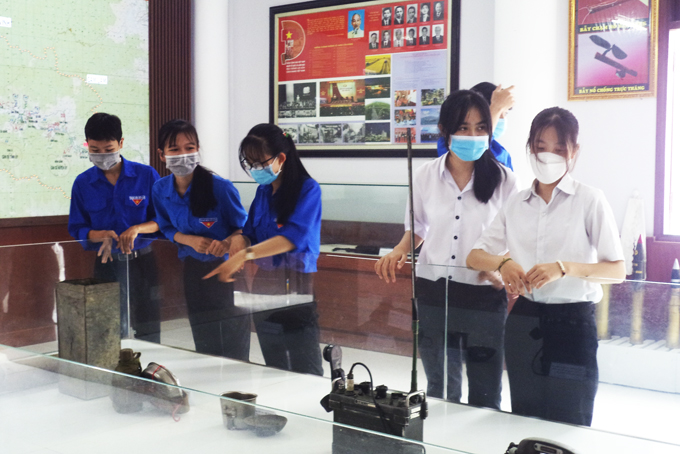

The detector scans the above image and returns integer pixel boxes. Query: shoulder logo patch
[199,218,217,229]
[129,196,146,206]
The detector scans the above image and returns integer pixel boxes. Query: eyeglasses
[241,154,278,171]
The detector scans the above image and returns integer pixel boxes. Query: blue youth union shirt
[152,173,247,261]
[243,177,321,273]
[68,157,160,253]
[436,136,513,170]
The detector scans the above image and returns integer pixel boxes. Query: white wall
[194,0,658,232]
[493,0,657,234]
[193,0,230,177]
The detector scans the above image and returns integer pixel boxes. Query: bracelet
[497,257,513,272]
[244,247,256,261]
[556,260,566,278]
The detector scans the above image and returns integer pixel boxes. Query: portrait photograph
[348,9,365,38]
[405,27,417,46]
[394,5,405,24]
[368,31,380,49]
[381,6,392,26]
[433,1,445,21]
[393,28,405,48]
[419,25,431,45]
[420,2,431,22]
[432,24,445,44]
[406,4,418,23]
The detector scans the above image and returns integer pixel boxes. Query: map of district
[0,0,149,219]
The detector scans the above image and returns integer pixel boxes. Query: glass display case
[1,232,680,452]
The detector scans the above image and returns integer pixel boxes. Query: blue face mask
[448,135,489,161]
[493,118,507,140]
[250,163,280,185]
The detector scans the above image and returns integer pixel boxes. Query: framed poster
[270,0,460,157]
[568,0,658,100]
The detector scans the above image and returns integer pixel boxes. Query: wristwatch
[244,247,256,261]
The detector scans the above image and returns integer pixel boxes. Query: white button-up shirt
[473,173,624,303]
[407,154,518,284]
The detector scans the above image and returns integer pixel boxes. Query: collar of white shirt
[525,172,576,201]
[437,154,474,192]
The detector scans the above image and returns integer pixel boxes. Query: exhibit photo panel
[569,0,658,99]
[270,0,460,157]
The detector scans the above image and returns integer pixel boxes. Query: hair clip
[282,131,288,137]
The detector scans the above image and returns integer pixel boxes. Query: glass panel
[1,341,678,453]
[441,264,680,446]
[2,240,680,451]
[0,239,136,352]
[234,180,408,223]
[0,344,463,454]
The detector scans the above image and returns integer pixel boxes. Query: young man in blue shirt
[68,113,162,343]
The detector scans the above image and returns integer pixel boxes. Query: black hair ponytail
[189,165,216,217]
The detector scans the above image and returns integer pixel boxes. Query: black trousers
[250,268,323,376]
[93,248,161,343]
[505,296,599,426]
[182,256,251,361]
[416,277,507,409]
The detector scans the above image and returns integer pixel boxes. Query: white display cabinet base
[598,337,680,393]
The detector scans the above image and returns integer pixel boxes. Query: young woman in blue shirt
[152,119,250,360]
[205,123,323,375]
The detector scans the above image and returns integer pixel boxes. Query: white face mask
[165,152,200,177]
[89,151,121,171]
[529,152,568,184]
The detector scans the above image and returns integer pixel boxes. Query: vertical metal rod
[406,129,419,393]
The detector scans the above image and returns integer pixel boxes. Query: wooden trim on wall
[0,215,69,229]
[655,0,669,239]
[654,0,680,241]
[149,0,193,177]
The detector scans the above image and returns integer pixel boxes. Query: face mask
[448,135,489,161]
[165,152,200,177]
[89,151,121,171]
[529,152,568,184]
[250,163,281,185]
[493,118,507,140]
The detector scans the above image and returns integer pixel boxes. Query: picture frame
[568,0,658,100]
[269,0,461,157]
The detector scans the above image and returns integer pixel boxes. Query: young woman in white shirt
[467,107,625,426]
[375,90,518,409]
